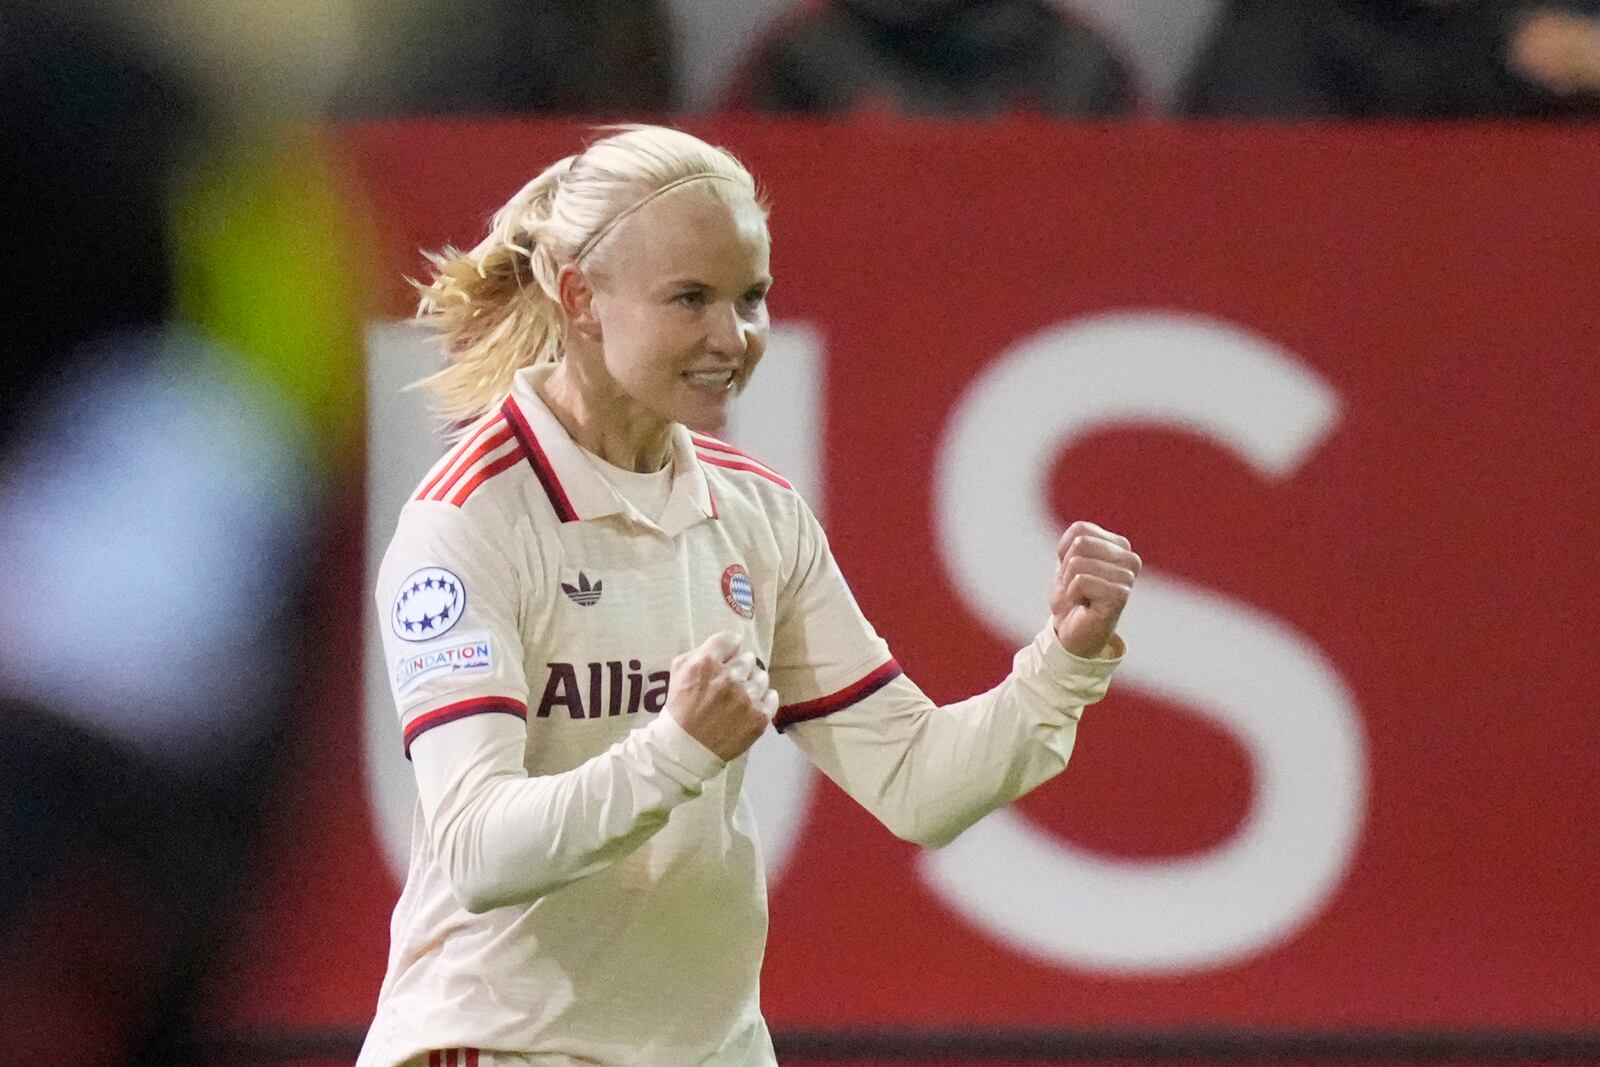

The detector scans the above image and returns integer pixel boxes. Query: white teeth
[684,370,735,388]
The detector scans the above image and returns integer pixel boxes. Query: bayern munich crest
[393,566,467,642]
[721,563,755,619]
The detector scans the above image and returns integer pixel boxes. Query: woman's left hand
[1050,520,1140,659]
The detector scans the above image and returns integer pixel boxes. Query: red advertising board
[204,119,1600,1049]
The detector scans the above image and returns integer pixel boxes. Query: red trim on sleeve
[403,696,527,757]
[774,658,902,732]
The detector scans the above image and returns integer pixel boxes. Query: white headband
[573,172,740,262]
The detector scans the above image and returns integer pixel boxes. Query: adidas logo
[561,572,603,607]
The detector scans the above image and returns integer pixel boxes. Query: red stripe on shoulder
[447,445,527,507]
[696,452,795,491]
[774,659,903,732]
[692,432,794,493]
[690,431,758,461]
[691,433,792,480]
[416,417,505,502]
[430,423,514,502]
[403,696,527,757]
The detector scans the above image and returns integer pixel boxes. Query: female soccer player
[360,125,1140,1067]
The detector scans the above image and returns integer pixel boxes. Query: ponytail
[411,156,573,430]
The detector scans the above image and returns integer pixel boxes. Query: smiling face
[559,186,772,455]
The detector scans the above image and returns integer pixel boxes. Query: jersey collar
[503,363,718,535]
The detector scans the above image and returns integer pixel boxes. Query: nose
[704,302,748,359]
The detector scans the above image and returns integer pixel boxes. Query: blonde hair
[413,125,766,429]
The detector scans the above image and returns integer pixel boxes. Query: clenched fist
[664,632,779,761]
[1050,520,1140,659]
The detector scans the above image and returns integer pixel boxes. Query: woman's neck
[538,355,673,473]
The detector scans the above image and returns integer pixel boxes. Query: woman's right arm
[409,696,724,913]
[379,500,746,912]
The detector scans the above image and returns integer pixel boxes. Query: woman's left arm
[774,513,1139,848]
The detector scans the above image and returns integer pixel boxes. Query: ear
[557,264,603,341]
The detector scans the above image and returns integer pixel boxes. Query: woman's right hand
[664,632,778,761]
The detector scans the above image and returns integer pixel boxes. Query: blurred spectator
[0,2,362,1064]
[340,0,677,117]
[1183,0,1600,118]
[729,0,1139,115]
[1506,4,1600,94]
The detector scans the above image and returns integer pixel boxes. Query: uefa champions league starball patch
[392,566,467,641]
[721,563,755,619]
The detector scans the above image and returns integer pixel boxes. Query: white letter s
[928,311,1367,973]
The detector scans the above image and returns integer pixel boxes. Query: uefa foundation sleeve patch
[392,566,467,641]
[394,633,494,694]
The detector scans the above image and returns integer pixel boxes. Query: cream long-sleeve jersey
[356,364,1122,1067]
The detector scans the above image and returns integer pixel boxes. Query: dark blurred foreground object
[0,11,243,1065]
[730,0,1138,115]
[0,3,360,1065]
[0,1,191,453]
[1183,0,1600,118]
[340,0,676,117]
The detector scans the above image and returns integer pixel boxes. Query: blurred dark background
[2,1,1597,1065]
